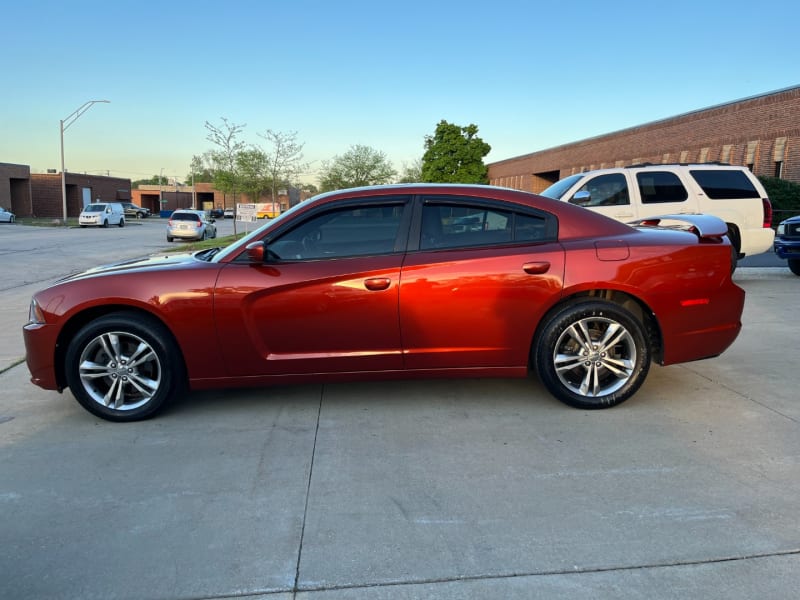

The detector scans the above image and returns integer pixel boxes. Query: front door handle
[364,277,391,291]
[523,261,550,274]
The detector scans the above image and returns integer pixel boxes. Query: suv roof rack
[625,162,732,168]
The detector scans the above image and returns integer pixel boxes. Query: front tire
[64,312,184,421]
[788,258,800,276]
[534,301,650,409]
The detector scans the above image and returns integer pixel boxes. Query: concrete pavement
[1,223,799,598]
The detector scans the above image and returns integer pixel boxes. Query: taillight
[196,221,202,227]
[762,197,773,228]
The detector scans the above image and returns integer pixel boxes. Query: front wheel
[788,258,800,276]
[64,312,184,421]
[118,218,125,228]
[534,301,650,409]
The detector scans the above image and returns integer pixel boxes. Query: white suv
[540,164,774,258]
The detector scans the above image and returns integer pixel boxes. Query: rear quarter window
[689,170,759,199]
[636,172,688,203]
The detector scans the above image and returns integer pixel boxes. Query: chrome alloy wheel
[77,331,162,411]
[552,316,636,398]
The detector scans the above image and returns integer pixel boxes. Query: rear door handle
[523,261,550,274]
[364,277,391,291]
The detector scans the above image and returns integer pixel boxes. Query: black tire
[64,312,184,422]
[136,212,144,219]
[201,230,208,240]
[102,220,108,228]
[789,259,800,276]
[534,301,650,410]
[118,218,125,228]
[166,236,173,242]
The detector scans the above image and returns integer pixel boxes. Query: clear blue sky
[1,0,798,185]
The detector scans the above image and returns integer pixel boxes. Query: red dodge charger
[24,184,744,421]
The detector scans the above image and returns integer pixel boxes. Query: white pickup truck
[540,164,775,259]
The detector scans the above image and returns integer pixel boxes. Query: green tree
[421,120,491,184]
[131,175,165,189]
[235,148,271,204]
[318,144,397,192]
[187,152,216,184]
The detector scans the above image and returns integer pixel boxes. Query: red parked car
[24,184,744,421]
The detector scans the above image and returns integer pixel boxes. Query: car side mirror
[571,191,591,206]
[246,241,266,263]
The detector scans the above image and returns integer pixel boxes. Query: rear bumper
[740,227,775,257]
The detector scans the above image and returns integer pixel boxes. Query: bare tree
[205,117,246,233]
[257,129,306,203]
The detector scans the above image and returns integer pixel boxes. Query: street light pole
[60,100,110,224]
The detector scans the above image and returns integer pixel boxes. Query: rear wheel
[534,301,650,409]
[788,258,800,276]
[64,312,184,421]
[166,236,173,242]
[118,218,125,228]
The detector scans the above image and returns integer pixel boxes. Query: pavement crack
[292,385,324,599]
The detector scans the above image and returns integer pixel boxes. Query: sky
[1,0,798,186]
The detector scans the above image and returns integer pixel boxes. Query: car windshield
[540,174,585,199]
[84,205,106,212]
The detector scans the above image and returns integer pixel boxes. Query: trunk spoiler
[627,214,728,242]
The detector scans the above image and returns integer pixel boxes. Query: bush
[759,176,800,211]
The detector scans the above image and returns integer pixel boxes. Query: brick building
[488,85,800,194]
[0,164,131,218]
[0,163,32,216]
[132,183,308,216]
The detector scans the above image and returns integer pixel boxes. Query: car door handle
[522,261,550,274]
[364,277,392,291]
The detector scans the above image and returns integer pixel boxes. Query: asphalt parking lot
[1,221,799,599]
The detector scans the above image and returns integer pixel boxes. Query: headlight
[777,223,785,235]
[28,299,45,325]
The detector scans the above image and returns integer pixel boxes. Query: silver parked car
[166,209,217,242]
[0,207,15,223]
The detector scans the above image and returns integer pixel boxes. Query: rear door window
[636,172,688,203]
[689,169,759,199]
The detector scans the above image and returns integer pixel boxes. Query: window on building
[775,161,783,178]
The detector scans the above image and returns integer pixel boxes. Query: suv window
[421,201,553,250]
[570,173,629,206]
[271,201,406,260]
[636,172,688,203]
[689,169,759,199]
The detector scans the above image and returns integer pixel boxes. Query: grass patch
[169,234,242,252]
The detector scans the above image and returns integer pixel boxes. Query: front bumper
[773,239,800,260]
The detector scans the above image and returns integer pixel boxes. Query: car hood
[57,252,200,283]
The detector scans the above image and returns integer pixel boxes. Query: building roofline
[489,84,800,166]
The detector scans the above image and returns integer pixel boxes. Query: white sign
[236,203,257,223]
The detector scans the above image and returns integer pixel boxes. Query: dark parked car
[24,184,744,421]
[210,208,224,219]
[773,214,800,275]
[120,202,150,219]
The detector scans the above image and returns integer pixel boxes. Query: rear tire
[118,218,125,228]
[534,301,650,409]
[788,258,800,276]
